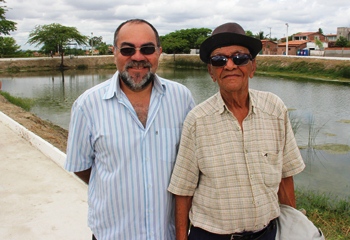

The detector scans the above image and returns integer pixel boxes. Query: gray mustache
[126,61,152,69]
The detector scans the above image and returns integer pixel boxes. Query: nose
[131,48,147,61]
[224,57,238,70]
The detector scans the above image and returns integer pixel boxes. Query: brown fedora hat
[200,22,262,63]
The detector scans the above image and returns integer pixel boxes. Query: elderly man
[168,22,305,240]
[65,19,195,240]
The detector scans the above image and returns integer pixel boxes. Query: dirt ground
[0,94,68,152]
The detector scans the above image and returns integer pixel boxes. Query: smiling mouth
[126,60,151,70]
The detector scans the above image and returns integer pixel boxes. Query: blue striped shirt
[65,71,195,240]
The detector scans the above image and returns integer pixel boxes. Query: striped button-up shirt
[65,71,195,240]
[168,89,305,234]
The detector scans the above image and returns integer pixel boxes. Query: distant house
[277,40,307,55]
[261,40,278,55]
[292,32,325,41]
[325,34,337,42]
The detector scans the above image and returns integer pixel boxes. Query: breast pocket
[261,151,282,187]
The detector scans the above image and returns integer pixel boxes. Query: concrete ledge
[0,111,67,169]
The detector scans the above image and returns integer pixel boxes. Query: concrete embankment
[0,54,204,72]
[1,54,350,75]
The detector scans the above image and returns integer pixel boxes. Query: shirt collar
[103,71,166,100]
[216,89,256,115]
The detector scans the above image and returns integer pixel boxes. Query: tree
[27,23,88,69]
[0,0,17,36]
[96,42,112,55]
[88,36,111,55]
[318,28,323,34]
[335,36,349,47]
[315,38,324,50]
[160,28,211,54]
[0,36,20,57]
[255,31,265,40]
[245,30,254,37]
[161,37,189,54]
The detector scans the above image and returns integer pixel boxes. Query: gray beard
[119,61,155,91]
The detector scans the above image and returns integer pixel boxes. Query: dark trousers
[188,219,277,240]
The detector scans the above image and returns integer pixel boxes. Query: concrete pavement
[0,111,91,239]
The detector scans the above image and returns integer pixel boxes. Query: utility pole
[285,23,289,56]
[91,32,94,56]
[268,27,272,39]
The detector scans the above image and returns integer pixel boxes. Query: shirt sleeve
[282,110,305,178]
[64,100,95,172]
[168,113,199,196]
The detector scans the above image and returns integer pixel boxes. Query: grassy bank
[296,189,350,239]
[0,91,34,111]
[256,56,350,83]
[160,54,350,83]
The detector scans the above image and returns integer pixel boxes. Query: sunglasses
[210,53,252,67]
[117,46,157,56]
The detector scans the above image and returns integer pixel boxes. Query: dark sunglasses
[117,46,157,56]
[210,53,252,67]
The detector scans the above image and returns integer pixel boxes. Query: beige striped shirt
[168,89,305,234]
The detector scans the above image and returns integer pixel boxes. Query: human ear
[207,64,216,82]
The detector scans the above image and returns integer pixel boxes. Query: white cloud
[4,0,350,50]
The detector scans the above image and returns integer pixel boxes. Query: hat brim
[199,32,262,63]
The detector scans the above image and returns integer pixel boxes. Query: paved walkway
[0,111,91,239]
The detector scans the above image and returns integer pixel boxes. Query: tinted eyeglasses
[117,46,157,56]
[210,53,253,67]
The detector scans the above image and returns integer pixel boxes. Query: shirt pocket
[261,151,282,187]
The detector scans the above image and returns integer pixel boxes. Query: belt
[229,219,277,240]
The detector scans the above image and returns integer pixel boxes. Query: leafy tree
[89,36,103,48]
[161,36,189,54]
[255,31,265,40]
[0,36,20,57]
[88,36,111,55]
[318,28,323,34]
[315,38,324,50]
[27,23,88,69]
[335,36,349,47]
[245,30,254,37]
[0,0,17,36]
[96,42,112,55]
[160,28,211,54]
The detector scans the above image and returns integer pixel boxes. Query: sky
[4,0,350,50]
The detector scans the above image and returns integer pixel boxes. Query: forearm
[175,195,193,240]
[74,168,92,184]
[278,176,296,207]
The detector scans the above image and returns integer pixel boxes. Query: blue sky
[5,0,350,50]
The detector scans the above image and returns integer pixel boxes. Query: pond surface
[1,68,350,198]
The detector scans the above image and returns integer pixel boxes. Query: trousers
[188,219,277,240]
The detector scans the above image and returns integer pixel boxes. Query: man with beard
[65,19,195,240]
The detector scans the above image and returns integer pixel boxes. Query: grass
[0,91,35,111]
[296,188,350,239]
[256,58,350,82]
